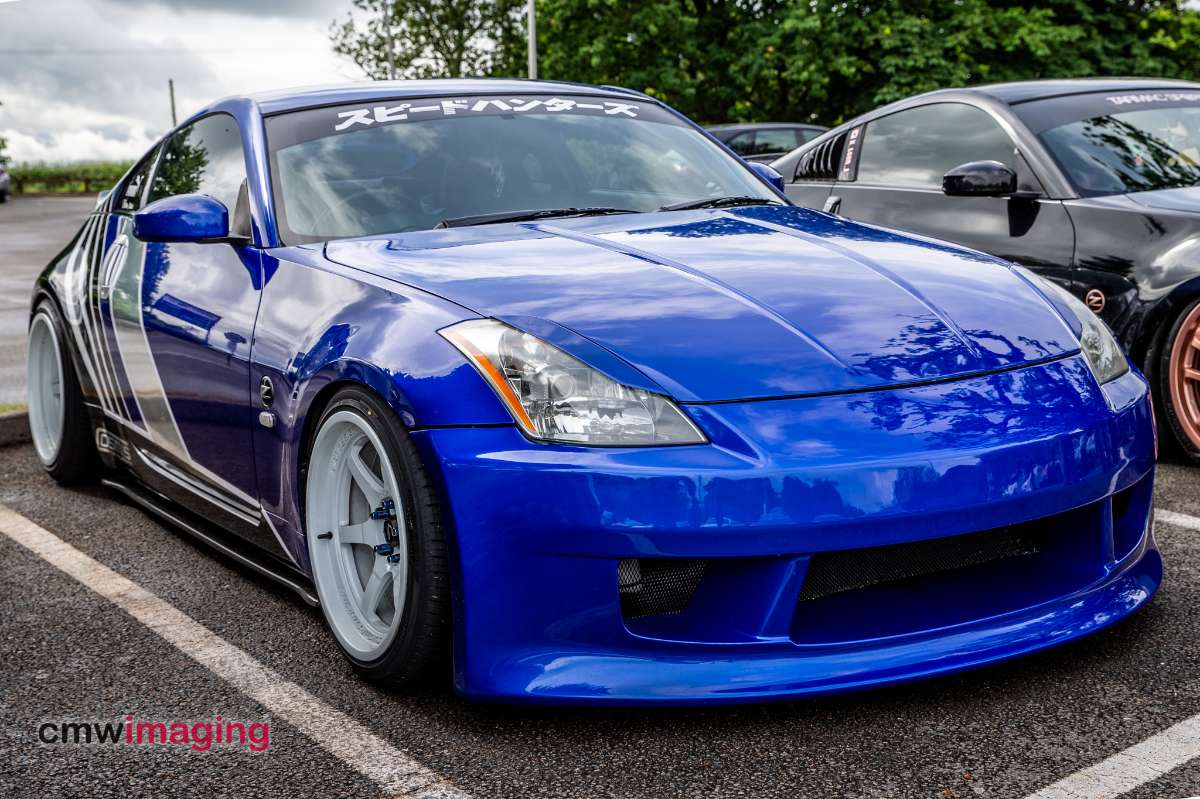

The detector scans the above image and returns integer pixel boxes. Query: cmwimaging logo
[38,715,270,752]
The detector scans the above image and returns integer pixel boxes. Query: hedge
[8,161,132,195]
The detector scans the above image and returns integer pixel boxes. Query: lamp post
[527,0,537,80]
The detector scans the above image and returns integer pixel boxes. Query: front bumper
[414,355,1160,705]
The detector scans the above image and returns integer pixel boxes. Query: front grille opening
[799,527,1044,603]
[791,504,1107,645]
[1112,475,1152,562]
[618,559,706,620]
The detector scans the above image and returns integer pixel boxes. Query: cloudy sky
[0,0,362,163]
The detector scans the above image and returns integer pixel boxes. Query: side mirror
[133,194,235,243]
[748,161,786,193]
[942,160,1017,197]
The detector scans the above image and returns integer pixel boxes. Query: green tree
[331,0,525,79]
[0,135,9,166]
[528,0,1200,125]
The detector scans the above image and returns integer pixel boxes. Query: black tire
[29,300,99,484]
[1155,296,1200,463]
[304,386,451,685]
[0,190,9,204]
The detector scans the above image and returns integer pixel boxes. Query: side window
[725,131,755,157]
[148,113,246,214]
[855,104,1018,189]
[755,128,800,155]
[116,148,159,213]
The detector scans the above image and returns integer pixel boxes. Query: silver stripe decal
[87,217,127,417]
[262,509,301,568]
[135,446,259,526]
[132,263,191,462]
[103,410,258,509]
[82,216,120,415]
[67,216,116,415]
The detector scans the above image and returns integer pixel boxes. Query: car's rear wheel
[304,386,449,685]
[27,300,98,483]
[1160,297,1200,461]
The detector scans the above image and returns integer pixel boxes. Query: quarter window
[148,113,246,214]
[116,149,158,213]
[855,104,1018,189]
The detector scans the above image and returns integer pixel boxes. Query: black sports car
[773,78,1200,461]
[708,122,827,161]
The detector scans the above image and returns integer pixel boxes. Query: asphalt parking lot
[2,196,1200,798]
[0,195,97,407]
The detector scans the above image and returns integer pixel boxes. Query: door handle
[823,195,842,215]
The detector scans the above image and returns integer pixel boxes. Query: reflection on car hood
[324,205,1078,402]
[1125,186,1200,214]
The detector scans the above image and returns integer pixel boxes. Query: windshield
[264,94,777,243]
[1024,91,1200,197]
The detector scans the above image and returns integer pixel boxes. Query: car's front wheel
[1159,296,1200,461]
[304,386,450,685]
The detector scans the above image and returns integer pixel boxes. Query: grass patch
[0,403,27,414]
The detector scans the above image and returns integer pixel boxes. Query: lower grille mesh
[618,559,706,620]
[799,527,1044,602]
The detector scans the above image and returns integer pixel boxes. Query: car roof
[708,122,824,131]
[907,77,1200,106]
[243,79,647,115]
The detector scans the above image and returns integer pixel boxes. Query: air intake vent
[618,559,706,620]
[795,132,846,182]
[799,527,1044,602]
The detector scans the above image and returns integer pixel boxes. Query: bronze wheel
[1165,298,1200,457]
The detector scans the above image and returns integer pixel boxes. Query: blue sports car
[28,80,1160,704]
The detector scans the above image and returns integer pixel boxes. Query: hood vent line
[725,212,985,361]
[530,221,859,375]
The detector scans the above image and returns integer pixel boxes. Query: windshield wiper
[435,207,637,228]
[659,196,783,212]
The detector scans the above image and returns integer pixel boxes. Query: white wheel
[306,408,410,661]
[28,310,65,466]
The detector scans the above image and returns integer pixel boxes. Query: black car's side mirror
[942,160,1018,197]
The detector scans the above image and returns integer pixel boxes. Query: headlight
[1022,271,1129,385]
[440,319,707,446]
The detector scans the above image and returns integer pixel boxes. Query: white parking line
[0,503,469,798]
[1158,508,1200,533]
[1022,715,1200,799]
[1020,506,1200,799]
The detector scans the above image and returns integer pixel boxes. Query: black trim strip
[680,350,1082,406]
[101,477,319,607]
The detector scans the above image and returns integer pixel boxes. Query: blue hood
[324,206,1077,402]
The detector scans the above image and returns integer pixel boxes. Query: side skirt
[100,476,319,607]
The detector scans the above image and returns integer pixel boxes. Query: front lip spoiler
[679,349,1083,405]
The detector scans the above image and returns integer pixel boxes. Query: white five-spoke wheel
[308,409,409,660]
[28,310,65,465]
[305,387,449,684]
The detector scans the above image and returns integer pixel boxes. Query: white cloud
[0,0,357,163]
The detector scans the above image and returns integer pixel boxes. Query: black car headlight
[440,319,707,446]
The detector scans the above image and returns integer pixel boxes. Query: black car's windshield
[265,94,778,244]
[1021,90,1200,197]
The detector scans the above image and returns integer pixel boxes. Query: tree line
[332,0,1200,125]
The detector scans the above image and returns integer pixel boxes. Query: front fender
[251,247,513,571]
